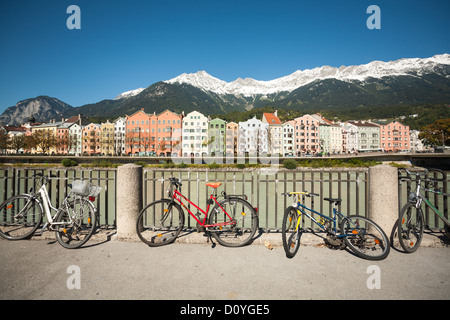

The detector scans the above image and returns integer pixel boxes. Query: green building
[208,118,226,156]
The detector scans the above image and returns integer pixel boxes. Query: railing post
[368,164,399,238]
[116,164,143,239]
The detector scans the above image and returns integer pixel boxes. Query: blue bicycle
[281,191,390,260]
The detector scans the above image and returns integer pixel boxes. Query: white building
[262,112,283,156]
[114,117,126,156]
[238,117,269,155]
[68,123,83,156]
[182,111,208,157]
[282,121,295,156]
[341,123,359,153]
[410,130,425,152]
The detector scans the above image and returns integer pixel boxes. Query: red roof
[263,113,282,125]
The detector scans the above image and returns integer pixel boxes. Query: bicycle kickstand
[206,231,216,249]
[35,222,49,236]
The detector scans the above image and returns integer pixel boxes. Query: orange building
[380,120,410,152]
[155,110,182,156]
[125,109,182,156]
[82,123,101,155]
[125,109,152,155]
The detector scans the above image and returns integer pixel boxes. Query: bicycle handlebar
[169,177,182,187]
[32,173,57,183]
[398,168,446,182]
[281,191,319,197]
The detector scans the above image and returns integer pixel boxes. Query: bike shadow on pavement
[388,218,450,253]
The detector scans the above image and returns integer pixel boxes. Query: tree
[87,130,100,155]
[0,128,10,154]
[33,130,57,154]
[419,118,450,147]
[68,133,80,155]
[158,140,166,156]
[56,130,69,154]
[10,134,26,154]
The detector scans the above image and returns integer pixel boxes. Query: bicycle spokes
[0,196,42,239]
[208,198,257,247]
[399,206,423,250]
[137,200,184,246]
[342,216,389,260]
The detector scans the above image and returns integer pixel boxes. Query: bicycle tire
[340,215,390,260]
[0,195,43,240]
[55,198,97,249]
[397,203,424,253]
[281,206,302,258]
[136,199,184,247]
[208,197,258,247]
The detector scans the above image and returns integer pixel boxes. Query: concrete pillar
[116,164,143,239]
[368,164,398,237]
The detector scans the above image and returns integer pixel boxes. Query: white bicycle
[0,173,101,249]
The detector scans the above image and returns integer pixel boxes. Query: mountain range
[1,54,449,126]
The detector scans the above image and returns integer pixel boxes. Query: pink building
[125,108,182,156]
[380,120,410,152]
[82,123,101,155]
[156,110,182,156]
[292,114,320,155]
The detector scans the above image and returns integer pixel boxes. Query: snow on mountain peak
[115,88,145,100]
[163,54,450,97]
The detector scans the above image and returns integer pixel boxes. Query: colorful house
[380,120,410,152]
[82,123,101,155]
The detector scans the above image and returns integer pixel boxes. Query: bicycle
[281,191,390,260]
[136,177,258,247]
[0,173,101,249]
[397,168,449,253]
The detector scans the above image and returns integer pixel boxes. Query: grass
[1,157,384,169]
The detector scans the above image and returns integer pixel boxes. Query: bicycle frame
[413,191,450,227]
[34,183,74,227]
[294,201,341,233]
[406,170,450,227]
[171,189,236,228]
[293,195,363,239]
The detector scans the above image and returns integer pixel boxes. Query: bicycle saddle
[324,198,342,205]
[206,182,222,188]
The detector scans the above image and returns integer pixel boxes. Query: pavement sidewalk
[0,236,449,302]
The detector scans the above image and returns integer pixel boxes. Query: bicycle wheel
[281,206,302,258]
[55,198,97,249]
[208,197,258,247]
[397,203,424,253]
[340,215,390,260]
[136,199,184,246]
[0,195,43,240]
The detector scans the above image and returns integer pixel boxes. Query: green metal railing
[0,168,116,228]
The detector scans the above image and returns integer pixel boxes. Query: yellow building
[101,121,115,156]
[30,121,61,154]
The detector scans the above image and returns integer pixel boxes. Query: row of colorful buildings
[1,108,425,156]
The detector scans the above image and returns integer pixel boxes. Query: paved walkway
[0,229,449,303]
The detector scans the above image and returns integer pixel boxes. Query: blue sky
[0,0,449,113]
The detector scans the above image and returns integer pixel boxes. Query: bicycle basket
[71,180,90,196]
[89,185,102,197]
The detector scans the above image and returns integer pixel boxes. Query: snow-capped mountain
[164,54,450,96]
[2,54,449,125]
[114,88,145,100]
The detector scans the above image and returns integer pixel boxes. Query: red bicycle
[136,177,258,247]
